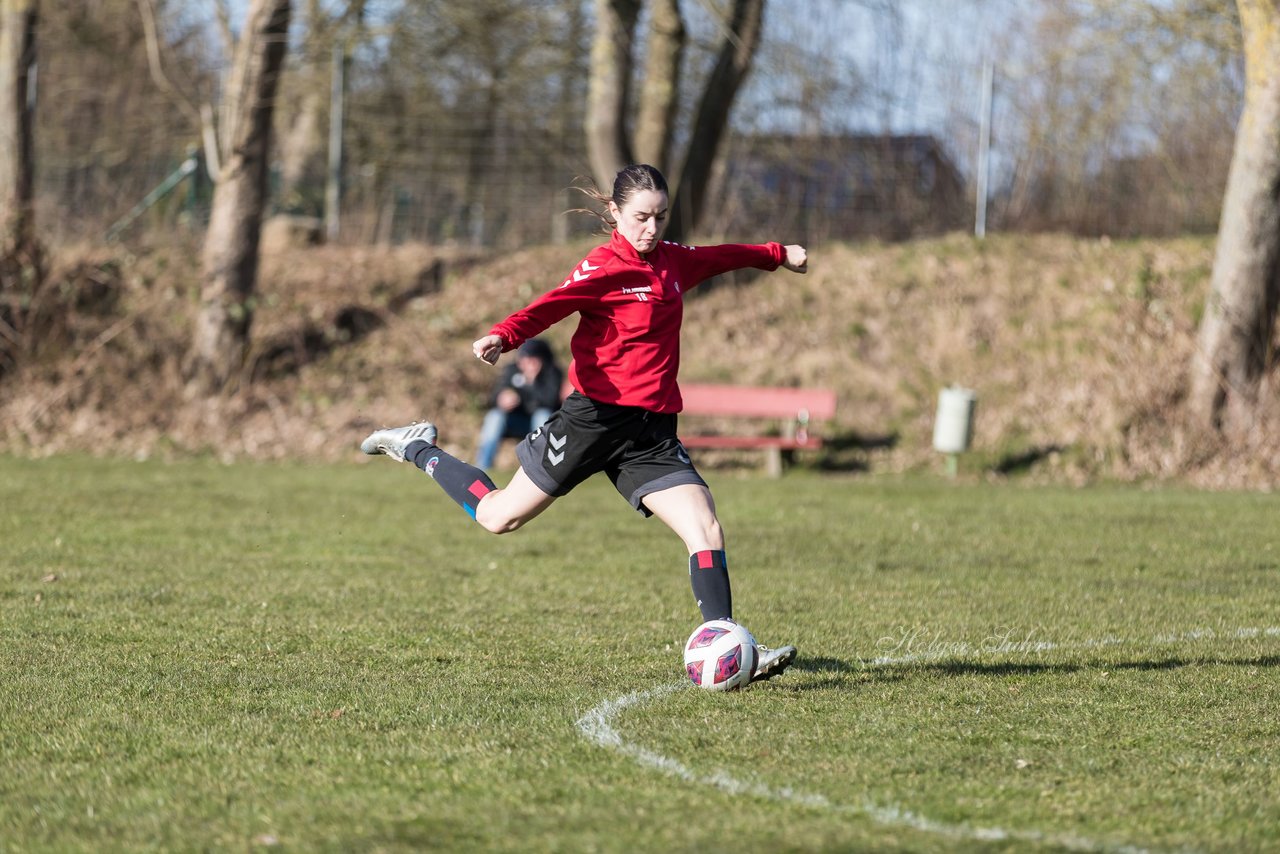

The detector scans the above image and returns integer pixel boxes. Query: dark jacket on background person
[488,352,563,415]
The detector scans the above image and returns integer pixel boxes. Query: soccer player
[361,164,806,684]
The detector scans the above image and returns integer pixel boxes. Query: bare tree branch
[136,0,202,126]
[200,102,222,179]
[137,0,223,181]
[214,0,236,64]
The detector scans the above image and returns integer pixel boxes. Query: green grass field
[3,455,1277,852]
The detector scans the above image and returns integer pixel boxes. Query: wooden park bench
[678,383,838,477]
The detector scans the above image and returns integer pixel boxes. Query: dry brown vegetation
[2,233,1276,489]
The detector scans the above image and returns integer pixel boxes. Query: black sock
[405,440,497,520]
[689,549,732,621]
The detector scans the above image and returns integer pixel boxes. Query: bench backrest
[679,383,837,421]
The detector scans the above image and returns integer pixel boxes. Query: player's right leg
[472,466,557,533]
[640,483,730,620]
[361,421,555,531]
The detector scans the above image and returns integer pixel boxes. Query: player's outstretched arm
[782,244,808,273]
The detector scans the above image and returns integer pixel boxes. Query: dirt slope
[2,232,1275,488]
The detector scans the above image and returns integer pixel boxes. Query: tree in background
[666,0,765,241]
[1190,0,1280,436]
[22,2,204,242]
[587,0,766,242]
[633,0,684,170]
[344,0,589,246]
[991,0,1240,237]
[275,0,367,217]
[588,0,641,184]
[184,0,292,394]
[0,0,42,376]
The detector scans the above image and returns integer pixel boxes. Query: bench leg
[764,446,783,478]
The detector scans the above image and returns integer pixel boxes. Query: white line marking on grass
[576,627,1280,853]
[576,685,1145,853]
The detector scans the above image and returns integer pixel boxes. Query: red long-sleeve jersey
[488,230,786,413]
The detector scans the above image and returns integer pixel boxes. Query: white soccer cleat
[360,421,438,462]
[750,643,797,683]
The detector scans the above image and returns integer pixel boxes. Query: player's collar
[610,229,658,264]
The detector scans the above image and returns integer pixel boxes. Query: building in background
[715,133,968,245]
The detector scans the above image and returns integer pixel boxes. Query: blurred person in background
[475,337,563,471]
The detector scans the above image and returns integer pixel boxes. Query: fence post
[975,58,993,239]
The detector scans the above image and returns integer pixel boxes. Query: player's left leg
[643,483,796,683]
[641,483,730,620]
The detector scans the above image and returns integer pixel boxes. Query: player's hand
[782,244,807,273]
[473,334,503,365]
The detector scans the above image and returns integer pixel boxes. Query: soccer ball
[683,619,758,691]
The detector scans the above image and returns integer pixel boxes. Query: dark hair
[517,338,554,362]
[573,164,669,231]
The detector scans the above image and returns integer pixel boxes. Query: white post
[933,387,977,478]
[975,58,993,239]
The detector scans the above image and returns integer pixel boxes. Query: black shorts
[515,391,707,516]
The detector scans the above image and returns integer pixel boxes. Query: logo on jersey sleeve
[560,258,601,288]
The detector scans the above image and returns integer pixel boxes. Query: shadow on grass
[777,655,870,691]
[814,429,900,473]
[990,443,1068,475]
[915,655,1280,678]
[773,654,1280,692]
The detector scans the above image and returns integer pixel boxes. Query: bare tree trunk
[187,0,291,395]
[666,0,766,242]
[278,0,322,209]
[586,0,639,191]
[552,0,587,244]
[0,0,36,254]
[279,87,324,210]
[0,0,42,375]
[1189,0,1280,435]
[279,0,367,214]
[634,0,684,173]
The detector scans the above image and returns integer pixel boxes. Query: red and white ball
[683,619,758,691]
